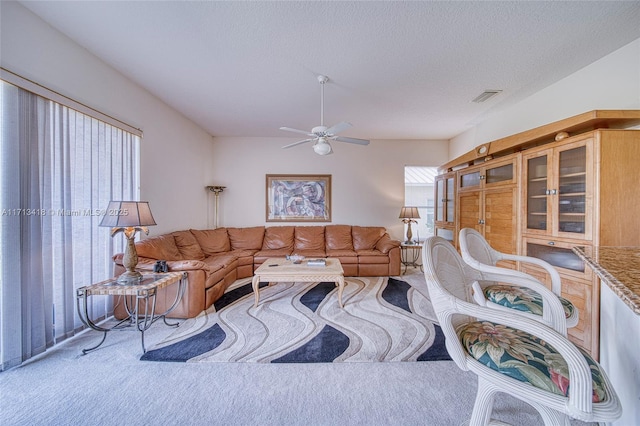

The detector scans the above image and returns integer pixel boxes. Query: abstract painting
[266,174,331,222]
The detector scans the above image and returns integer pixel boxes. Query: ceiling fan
[280,75,370,155]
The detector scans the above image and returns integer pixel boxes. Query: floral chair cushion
[484,285,575,319]
[458,321,607,403]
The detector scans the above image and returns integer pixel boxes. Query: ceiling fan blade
[325,121,352,136]
[280,127,313,136]
[333,136,370,146]
[282,138,315,149]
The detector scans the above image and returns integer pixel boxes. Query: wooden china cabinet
[435,110,640,358]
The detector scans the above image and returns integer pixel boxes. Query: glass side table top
[77,272,185,296]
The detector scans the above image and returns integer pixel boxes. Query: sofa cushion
[253,249,294,265]
[325,225,354,251]
[135,234,182,261]
[352,226,386,250]
[262,226,295,250]
[191,228,231,256]
[293,249,326,258]
[230,249,260,258]
[204,253,239,269]
[294,226,325,251]
[229,250,256,267]
[325,249,357,257]
[326,249,358,264]
[228,226,265,250]
[357,251,390,264]
[171,230,205,260]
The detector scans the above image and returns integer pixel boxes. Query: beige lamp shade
[99,201,157,228]
[399,206,420,220]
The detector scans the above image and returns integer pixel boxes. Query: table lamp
[99,201,156,284]
[399,206,420,244]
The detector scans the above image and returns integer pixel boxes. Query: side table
[400,243,424,274]
[76,271,187,354]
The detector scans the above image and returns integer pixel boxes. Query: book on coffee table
[306,258,326,267]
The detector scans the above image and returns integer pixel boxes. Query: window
[0,80,140,370]
[404,166,438,242]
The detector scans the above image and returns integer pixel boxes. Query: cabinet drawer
[521,237,592,281]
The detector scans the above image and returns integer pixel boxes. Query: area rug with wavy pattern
[140,276,451,363]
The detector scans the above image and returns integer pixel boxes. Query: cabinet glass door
[526,155,548,231]
[557,146,586,235]
[446,176,455,223]
[486,163,513,185]
[435,178,444,222]
[459,170,481,189]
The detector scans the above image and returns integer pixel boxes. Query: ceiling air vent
[472,90,502,103]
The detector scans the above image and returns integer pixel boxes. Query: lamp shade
[399,206,420,219]
[99,201,157,228]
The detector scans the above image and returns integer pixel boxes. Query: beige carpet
[0,269,595,426]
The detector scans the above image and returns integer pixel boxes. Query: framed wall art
[266,174,331,222]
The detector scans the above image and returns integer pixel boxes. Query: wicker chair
[459,228,579,331]
[422,236,621,425]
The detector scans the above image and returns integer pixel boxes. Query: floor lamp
[206,185,226,229]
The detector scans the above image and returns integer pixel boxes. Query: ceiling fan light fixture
[313,139,333,155]
[279,74,369,154]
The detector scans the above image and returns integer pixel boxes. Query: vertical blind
[0,80,140,371]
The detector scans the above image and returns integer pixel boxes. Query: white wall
[211,137,448,241]
[600,283,640,426]
[450,38,640,159]
[0,1,215,234]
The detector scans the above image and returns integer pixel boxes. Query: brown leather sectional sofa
[113,225,401,318]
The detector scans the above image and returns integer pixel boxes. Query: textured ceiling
[18,1,640,140]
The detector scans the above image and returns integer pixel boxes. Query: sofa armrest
[112,254,210,272]
[375,234,401,254]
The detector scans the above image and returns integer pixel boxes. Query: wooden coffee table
[252,258,345,308]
